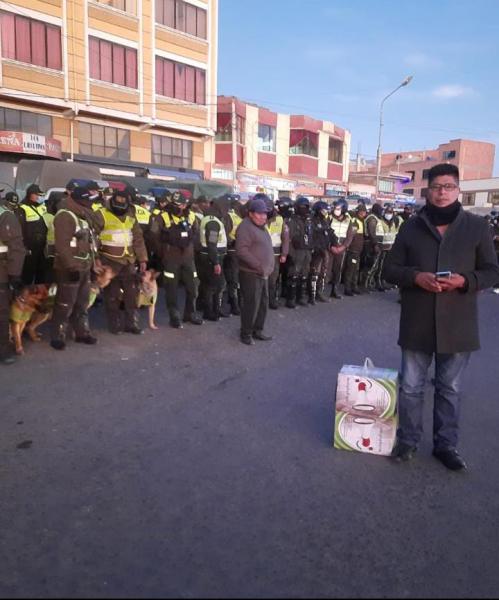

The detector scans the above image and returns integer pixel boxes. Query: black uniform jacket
[383,206,499,354]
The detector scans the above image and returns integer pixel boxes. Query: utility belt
[100,245,133,259]
[200,247,227,256]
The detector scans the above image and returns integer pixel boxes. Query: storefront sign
[0,131,62,159]
[324,183,347,197]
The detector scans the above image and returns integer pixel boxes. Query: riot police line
[0,178,416,363]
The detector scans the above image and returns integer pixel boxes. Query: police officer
[343,203,367,296]
[50,186,98,351]
[152,189,172,217]
[286,196,314,308]
[310,200,336,304]
[275,196,294,300]
[151,190,202,328]
[93,190,148,335]
[264,195,289,309]
[18,183,49,285]
[362,202,384,292]
[224,194,244,315]
[197,196,228,321]
[132,194,154,260]
[329,198,354,299]
[0,199,25,364]
[373,204,400,291]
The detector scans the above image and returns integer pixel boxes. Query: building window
[422,169,430,180]
[488,191,499,206]
[215,113,244,144]
[443,150,456,159]
[0,108,52,137]
[0,12,62,70]
[257,124,276,152]
[155,57,206,104]
[152,134,192,168]
[155,0,207,40]
[328,138,343,163]
[461,192,475,206]
[379,180,394,193]
[93,0,138,14]
[406,171,415,182]
[79,123,130,160]
[403,188,414,195]
[421,187,429,198]
[89,37,137,88]
[289,130,318,157]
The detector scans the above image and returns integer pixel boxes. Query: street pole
[375,76,413,199]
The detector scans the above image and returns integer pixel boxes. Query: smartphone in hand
[435,271,452,278]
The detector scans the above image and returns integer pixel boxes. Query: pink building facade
[212,96,351,199]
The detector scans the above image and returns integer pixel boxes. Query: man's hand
[213,264,222,276]
[437,273,466,292]
[414,272,443,293]
[330,245,344,255]
[279,255,287,264]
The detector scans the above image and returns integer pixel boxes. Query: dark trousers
[0,283,10,359]
[310,249,330,278]
[22,246,48,285]
[102,261,139,330]
[239,270,268,337]
[343,250,361,292]
[223,250,239,299]
[197,254,226,317]
[51,270,92,342]
[373,249,390,288]
[330,249,346,285]
[268,255,281,305]
[163,256,199,319]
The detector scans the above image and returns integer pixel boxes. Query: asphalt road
[1,289,499,598]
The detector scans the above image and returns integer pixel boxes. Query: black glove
[68,271,81,283]
[8,277,23,299]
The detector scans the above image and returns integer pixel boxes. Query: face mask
[385,213,393,221]
[170,204,182,217]
[333,209,342,217]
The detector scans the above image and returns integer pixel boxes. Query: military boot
[316,276,331,302]
[286,278,297,309]
[308,275,318,305]
[297,277,309,307]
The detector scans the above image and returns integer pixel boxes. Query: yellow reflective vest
[98,209,135,258]
[199,215,227,249]
[43,213,56,258]
[350,216,364,235]
[266,215,284,252]
[228,210,242,243]
[330,214,351,243]
[135,205,151,226]
[20,203,47,222]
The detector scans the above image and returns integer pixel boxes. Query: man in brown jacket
[93,190,148,335]
[0,201,26,364]
[51,186,98,350]
[235,195,275,345]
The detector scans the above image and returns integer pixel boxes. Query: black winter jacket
[383,206,499,353]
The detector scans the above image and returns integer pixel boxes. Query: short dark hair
[428,163,459,186]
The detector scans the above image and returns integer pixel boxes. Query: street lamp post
[375,76,413,198]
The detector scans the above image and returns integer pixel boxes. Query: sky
[217,0,499,175]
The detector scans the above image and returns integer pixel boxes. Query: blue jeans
[398,349,471,451]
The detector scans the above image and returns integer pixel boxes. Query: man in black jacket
[383,164,499,470]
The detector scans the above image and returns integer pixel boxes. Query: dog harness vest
[99,209,135,258]
[199,215,227,250]
[265,215,284,252]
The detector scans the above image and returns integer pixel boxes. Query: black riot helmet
[295,196,310,217]
[4,191,20,210]
[110,190,131,216]
[168,190,187,217]
[312,200,330,218]
[276,196,294,218]
[332,198,348,215]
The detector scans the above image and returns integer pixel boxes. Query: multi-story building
[212,96,351,199]
[380,139,495,199]
[459,177,499,212]
[0,0,217,188]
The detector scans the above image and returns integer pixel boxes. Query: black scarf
[425,200,461,226]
